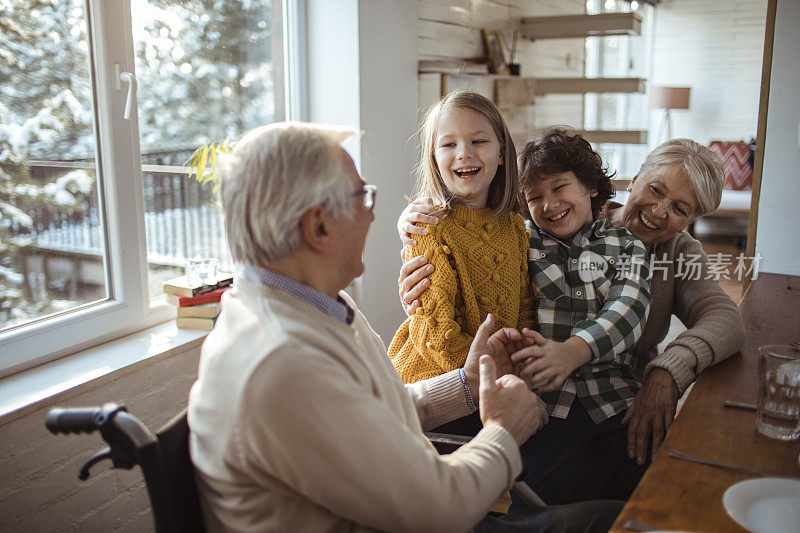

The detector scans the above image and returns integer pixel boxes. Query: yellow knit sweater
[389,206,534,383]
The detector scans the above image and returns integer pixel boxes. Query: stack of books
[162,273,234,330]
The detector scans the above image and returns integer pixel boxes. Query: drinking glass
[185,258,218,287]
[757,344,800,440]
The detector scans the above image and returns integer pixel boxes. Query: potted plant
[184,138,234,193]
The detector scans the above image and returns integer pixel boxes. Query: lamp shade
[649,86,691,110]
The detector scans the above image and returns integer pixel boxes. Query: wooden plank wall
[417,0,586,146]
[649,0,767,145]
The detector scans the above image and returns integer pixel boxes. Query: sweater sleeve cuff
[644,345,697,394]
[472,423,522,488]
[670,334,715,375]
[425,369,473,424]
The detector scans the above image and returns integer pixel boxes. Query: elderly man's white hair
[221,122,358,265]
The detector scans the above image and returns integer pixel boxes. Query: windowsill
[0,320,207,425]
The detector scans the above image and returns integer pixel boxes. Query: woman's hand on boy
[398,255,435,315]
[511,330,593,393]
[622,368,680,465]
[397,197,444,246]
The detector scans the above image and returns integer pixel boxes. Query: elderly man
[188,122,621,532]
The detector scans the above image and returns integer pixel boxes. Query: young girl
[388,90,533,384]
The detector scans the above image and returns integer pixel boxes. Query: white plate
[723,478,800,533]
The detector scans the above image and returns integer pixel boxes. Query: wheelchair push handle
[45,402,126,435]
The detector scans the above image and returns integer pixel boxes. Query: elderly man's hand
[479,355,549,446]
[463,315,533,400]
[622,368,681,465]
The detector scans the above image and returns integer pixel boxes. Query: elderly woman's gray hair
[637,138,725,218]
[221,122,358,265]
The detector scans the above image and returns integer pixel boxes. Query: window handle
[119,71,137,120]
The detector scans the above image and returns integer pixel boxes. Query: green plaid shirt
[527,219,651,423]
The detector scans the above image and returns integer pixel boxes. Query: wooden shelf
[513,129,648,146]
[576,130,648,145]
[532,77,645,95]
[418,59,489,76]
[428,72,649,147]
[494,77,646,105]
[520,13,642,40]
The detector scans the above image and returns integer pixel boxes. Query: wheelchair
[45,403,204,533]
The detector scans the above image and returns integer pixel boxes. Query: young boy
[510,126,651,508]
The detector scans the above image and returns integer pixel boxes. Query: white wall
[356,1,420,339]
[306,0,360,157]
[648,0,767,145]
[305,1,418,341]
[755,0,800,276]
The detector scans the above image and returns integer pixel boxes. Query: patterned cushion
[709,141,753,191]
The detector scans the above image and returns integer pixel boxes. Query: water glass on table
[757,344,800,441]
[185,257,218,287]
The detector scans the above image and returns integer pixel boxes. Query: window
[131,1,285,297]
[584,0,653,178]
[0,0,292,376]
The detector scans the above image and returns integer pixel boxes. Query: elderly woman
[396,138,746,485]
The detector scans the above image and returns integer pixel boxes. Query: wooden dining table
[610,272,800,532]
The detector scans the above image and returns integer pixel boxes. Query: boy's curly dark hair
[518,126,615,218]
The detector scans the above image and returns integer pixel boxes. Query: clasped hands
[467,317,592,396]
[465,315,594,446]
[466,314,551,446]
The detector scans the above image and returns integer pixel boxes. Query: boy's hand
[511,330,593,393]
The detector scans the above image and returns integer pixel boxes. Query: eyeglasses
[353,184,377,211]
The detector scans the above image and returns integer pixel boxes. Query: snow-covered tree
[133,0,280,158]
[0,0,95,159]
[0,0,98,324]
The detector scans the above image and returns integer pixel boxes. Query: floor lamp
[649,86,691,144]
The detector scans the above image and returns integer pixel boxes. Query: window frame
[0,0,298,378]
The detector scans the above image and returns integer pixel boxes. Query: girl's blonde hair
[414,90,521,216]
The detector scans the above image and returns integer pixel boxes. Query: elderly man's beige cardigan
[188,276,521,532]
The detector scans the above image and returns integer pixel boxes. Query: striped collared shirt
[527,219,651,423]
[243,265,355,325]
